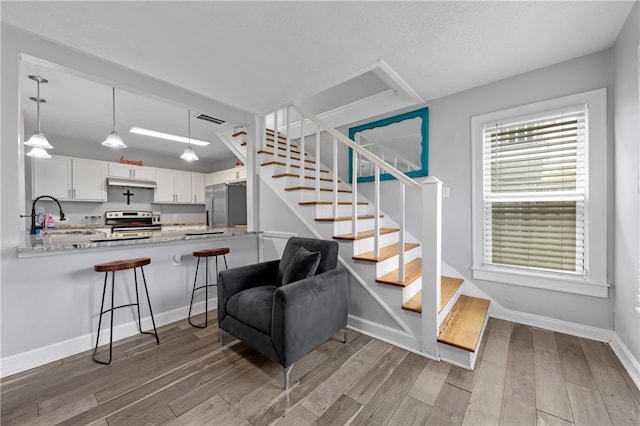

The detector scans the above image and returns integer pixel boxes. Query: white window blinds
[482,106,587,274]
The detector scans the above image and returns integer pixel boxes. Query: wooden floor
[2,315,639,425]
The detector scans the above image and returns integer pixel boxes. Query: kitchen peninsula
[5,226,261,376]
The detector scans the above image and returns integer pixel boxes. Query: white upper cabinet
[154,169,192,203]
[206,166,247,186]
[32,155,106,202]
[192,173,205,204]
[108,162,155,180]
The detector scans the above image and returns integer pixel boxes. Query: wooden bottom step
[376,258,422,287]
[333,228,397,240]
[438,295,490,352]
[353,242,420,262]
[400,275,464,313]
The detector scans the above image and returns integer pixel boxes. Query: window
[472,89,608,297]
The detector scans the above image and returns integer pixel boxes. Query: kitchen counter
[17,227,258,257]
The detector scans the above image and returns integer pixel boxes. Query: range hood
[107,177,157,189]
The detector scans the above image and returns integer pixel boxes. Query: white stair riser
[331,217,386,235]
[352,232,399,255]
[282,176,349,190]
[403,276,422,303]
[299,190,353,203]
[272,164,330,176]
[373,245,421,277]
[260,152,313,166]
[314,204,370,218]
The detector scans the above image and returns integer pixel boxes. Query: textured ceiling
[3,1,634,114]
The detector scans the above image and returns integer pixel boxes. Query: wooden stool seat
[188,247,229,328]
[193,248,230,258]
[92,256,158,365]
[94,257,151,272]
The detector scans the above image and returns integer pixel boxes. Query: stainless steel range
[105,211,162,233]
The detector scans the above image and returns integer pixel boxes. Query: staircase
[247,106,490,370]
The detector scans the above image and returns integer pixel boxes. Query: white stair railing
[262,104,442,357]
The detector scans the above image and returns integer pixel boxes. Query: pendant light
[25,75,53,158]
[180,109,199,161]
[102,87,127,149]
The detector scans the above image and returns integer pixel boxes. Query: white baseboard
[490,304,614,343]
[0,299,215,378]
[609,333,640,392]
[347,314,426,357]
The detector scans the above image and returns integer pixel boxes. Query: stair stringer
[216,128,247,164]
[259,170,423,352]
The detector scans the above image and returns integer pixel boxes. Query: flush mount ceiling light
[180,109,199,161]
[129,127,210,146]
[102,87,127,149]
[25,75,54,157]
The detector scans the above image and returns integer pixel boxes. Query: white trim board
[0,299,215,378]
[609,333,640,392]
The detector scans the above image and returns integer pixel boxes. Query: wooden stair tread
[285,186,351,193]
[272,173,337,183]
[232,130,247,138]
[258,150,316,164]
[402,292,422,313]
[353,242,420,262]
[300,201,368,206]
[316,215,380,222]
[400,275,465,313]
[261,161,329,173]
[333,227,397,240]
[376,258,422,287]
[266,143,307,155]
[441,276,464,312]
[438,295,490,352]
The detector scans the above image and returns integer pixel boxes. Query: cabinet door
[174,171,192,203]
[192,173,205,204]
[32,156,72,200]
[108,163,133,178]
[72,159,107,201]
[155,169,176,203]
[131,165,155,180]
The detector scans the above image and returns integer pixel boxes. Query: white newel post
[421,177,442,357]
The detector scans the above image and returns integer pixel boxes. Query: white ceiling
[2,1,635,164]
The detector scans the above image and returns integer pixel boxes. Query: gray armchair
[217,237,348,389]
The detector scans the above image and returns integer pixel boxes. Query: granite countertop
[17,227,259,256]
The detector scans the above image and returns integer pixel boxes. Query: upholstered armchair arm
[271,267,348,367]
[217,259,280,324]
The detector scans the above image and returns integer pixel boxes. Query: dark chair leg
[188,257,207,328]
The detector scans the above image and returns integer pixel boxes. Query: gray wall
[340,49,617,330]
[613,2,640,368]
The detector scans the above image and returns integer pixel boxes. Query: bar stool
[188,247,229,328]
[92,257,159,365]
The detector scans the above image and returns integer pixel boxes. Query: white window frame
[471,88,609,298]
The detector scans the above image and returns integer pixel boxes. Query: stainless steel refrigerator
[206,183,247,228]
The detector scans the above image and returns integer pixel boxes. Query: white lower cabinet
[155,169,192,203]
[32,156,106,202]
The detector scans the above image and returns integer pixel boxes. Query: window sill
[472,266,609,298]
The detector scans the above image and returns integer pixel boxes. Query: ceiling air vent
[195,113,225,125]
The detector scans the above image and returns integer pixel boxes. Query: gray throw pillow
[281,246,321,285]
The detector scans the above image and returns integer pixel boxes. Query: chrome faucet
[25,195,66,234]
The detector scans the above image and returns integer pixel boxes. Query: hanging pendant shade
[25,75,53,153]
[26,146,52,159]
[102,87,127,149]
[180,109,198,161]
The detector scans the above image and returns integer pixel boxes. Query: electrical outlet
[443,187,450,198]
[172,253,182,266]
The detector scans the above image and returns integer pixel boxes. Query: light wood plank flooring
[2,315,639,425]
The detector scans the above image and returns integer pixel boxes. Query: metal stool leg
[139,266,160,344]
[93,271,111,365]
[188,257,208,328]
